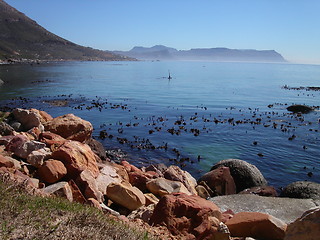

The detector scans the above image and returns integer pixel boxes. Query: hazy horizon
[5,0,320,64]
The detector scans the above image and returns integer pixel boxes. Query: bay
[0,61,319,189]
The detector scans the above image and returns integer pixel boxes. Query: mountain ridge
[114,45,287,62]
[0,0,132,62]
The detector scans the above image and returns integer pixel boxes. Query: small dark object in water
[287,104,313,113]
[288,134,296,141]
[307,172,313,177]
[253,141,258,145]
[257,153,264,157]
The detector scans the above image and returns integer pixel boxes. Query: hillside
[114,45,287,62]
[0,0,131,62]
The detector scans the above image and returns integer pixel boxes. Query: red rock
[198,166,236,195]
[150,193,222,239]
[285,207,320,240]
[226,212,287,240]
[68,180,87,204]
[239,186,278,197]
[52,140,99,179]
[76,169,103,203]
[43,113,93,142]
[29,108,53,123]
[87,198,102,210]
[0,154,14,168]
[37,159,67,183]
[39,131,67,147]
[128,170,152,192]
[221,209,235,223]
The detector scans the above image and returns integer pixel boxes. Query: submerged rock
[286,104,313,113]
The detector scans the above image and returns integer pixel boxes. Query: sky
[5,0,320,64]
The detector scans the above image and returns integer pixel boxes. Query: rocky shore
[0,108,319,240]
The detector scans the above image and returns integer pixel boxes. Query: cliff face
[115,45,287,62]
[0,0,131,61]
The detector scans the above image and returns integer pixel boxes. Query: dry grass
[0,173,152,240]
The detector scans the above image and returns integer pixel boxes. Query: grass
[0,173,153,240]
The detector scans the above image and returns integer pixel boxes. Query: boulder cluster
[0,108,319,240]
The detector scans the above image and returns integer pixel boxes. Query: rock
[96,163,123,195]
[211,159,267,192]
[150,193,223,239]
[37,159,67,183]
[12,108,44,131]
[239,186,278,197]
[287,104,313,113]
[29,108,53,123]
[127,204,155,223]
[5,134,29,152]
[128,170,156,192]
[196,184,211,199]
[76,169,104,203]
[143,163,167,177]
[39,131,67,147]
[85,138,107,160]
[99,202,120,216]
[111,163,129,182]
[87,198,102,210]
[43,113,93,142]
[0,154,14,168]
[280,181,320,200]
[0,135,15,145]
[14,170,39,188]
[26,147,51,168]
[0,121,14,136]
[144,193,159,206]
[285,207,320,240]
[42,181,73,202]
[198,166,236,196]
[14,140,46,159]
[10,121,22,131]
[68,180,87,204]
[226,212,287,240]
[52,140,99,179]
[163,165,198,195]
[210,194,318,224]
[146,177,192,197]
[106,182,146,211]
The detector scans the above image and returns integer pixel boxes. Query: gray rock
[287,104,313,113]
[14,140,46,159]
[280,181,320,200]
[0,121,14,136]
[211,159,267,192]
[210,194,319,224]
[42,181,73,202]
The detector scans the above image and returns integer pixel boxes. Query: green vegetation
[0,175,153,240]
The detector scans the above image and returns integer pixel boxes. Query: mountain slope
[115,45,287,62]
[0,0,131,61]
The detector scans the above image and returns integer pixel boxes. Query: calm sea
[0,61,319,189]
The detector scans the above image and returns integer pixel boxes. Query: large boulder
[239,186,278,197]
[280,181,320,200]
[76,169,104,203]
[150,193,226,240]
[285,207,320,240]
[85,138,107,160]
[12,108,44,131]
[198,166,236,196]
[146,177,192,197]
[37,159,67,183]
[163,165,198,195]
[226,212,287,240]
[43,114,93,142]
[106,182,146,211]
[210,194,318,224]
[10,139,46,159]
[52,140,99,179]
[211,159,267,192]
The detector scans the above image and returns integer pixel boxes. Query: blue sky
[5,0,320,64]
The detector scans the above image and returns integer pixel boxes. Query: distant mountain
[114,45,287,62]
[0,0,131,62]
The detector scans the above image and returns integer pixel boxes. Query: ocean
[0,61,319,189]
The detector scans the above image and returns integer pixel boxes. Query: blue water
[0,61,319,189]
